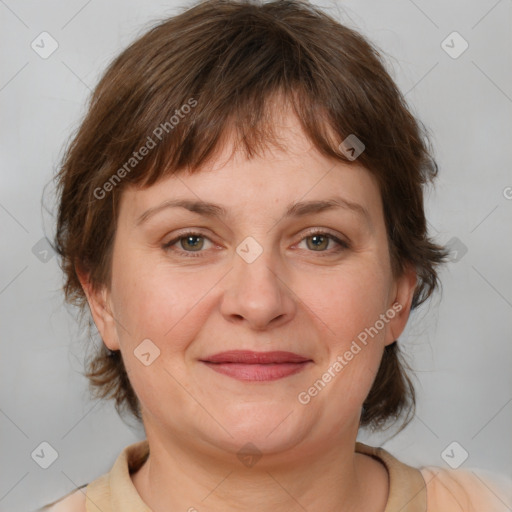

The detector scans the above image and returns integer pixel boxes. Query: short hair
[54,0,450,433]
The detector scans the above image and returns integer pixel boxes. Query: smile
[200,350,313,382]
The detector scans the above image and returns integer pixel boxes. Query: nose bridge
[234,235,283,302]
[220,235,294,328]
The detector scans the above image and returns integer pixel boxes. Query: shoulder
[420,466,512,511]
[39,488,87,512]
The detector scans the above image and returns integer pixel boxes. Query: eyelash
[161,228,350,258]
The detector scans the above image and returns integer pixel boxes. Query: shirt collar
[86,439,426,512]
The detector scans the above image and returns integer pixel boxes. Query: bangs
[86,1,392,194]
[131,86,341,189]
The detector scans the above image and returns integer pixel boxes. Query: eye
[296,229,350,254]
[162,231,214,257]
[162,228,350,258]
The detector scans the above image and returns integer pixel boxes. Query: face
[84,110,416,460]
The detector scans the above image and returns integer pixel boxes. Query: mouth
[199,350,313,382]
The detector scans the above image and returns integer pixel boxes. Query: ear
[384,263,417,346]
[76,266,120,351]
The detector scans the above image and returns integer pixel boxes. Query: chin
[209,403,311,454]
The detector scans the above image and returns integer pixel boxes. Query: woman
[40,0,511,510]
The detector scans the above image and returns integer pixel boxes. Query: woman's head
[54,0,450,443]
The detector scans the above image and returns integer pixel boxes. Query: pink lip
[200,350,312,382]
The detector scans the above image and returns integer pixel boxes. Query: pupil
[184,236,202,250]
[310,234,327,250]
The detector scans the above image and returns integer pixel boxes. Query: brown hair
[54,0,450,433]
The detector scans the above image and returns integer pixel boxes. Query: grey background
[1,0,511,510]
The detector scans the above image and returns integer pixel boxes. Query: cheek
[110,256,216,352]
[108,260,208,417]
[296,264,389,405]
[302,262,390,348]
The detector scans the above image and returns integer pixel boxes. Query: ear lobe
[384,264,417,346]
[76,266,120,351]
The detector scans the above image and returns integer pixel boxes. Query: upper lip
[201,350,311,364]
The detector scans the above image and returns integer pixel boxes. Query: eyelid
[162,227,350,257]
[298,227,349,243]
[294,227,350,251]
[162,229,218,249]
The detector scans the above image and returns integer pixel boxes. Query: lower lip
[201,362,311,381]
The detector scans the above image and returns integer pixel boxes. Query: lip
[200,350,312,382]
[202,350,311,364]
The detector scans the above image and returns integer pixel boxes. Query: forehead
[118,109,383,228]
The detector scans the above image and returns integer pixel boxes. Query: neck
[131,429,389,512]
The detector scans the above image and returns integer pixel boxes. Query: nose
[219,243,296,331]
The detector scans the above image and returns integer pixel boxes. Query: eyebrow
[135,196,373,229]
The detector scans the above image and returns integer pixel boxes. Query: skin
[80,108,417,512]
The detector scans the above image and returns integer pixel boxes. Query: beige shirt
[40,439,512,511]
